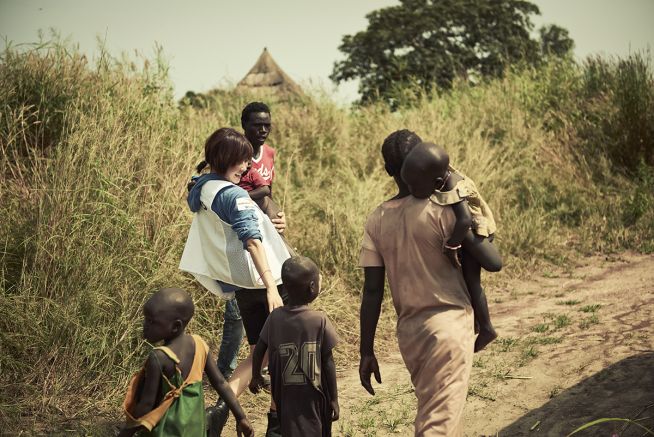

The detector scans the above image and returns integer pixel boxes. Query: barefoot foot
[474,327,497,352]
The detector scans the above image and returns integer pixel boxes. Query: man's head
[401,142,450,198]
[281,256,321,305]
[241,101,271,149]
[142,288,194,343]
[381,129,423,176]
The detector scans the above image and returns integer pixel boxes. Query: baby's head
[400,142,450,198]
[281,256,321,306]
[142,288,194,343]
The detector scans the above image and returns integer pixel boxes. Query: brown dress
[360,196,475,437]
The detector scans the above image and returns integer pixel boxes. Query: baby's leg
[461,234,499,352]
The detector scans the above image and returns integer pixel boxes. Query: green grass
[580,304,602,313]
[468,381,496,401]
[521,345,539,360]
[525,336,562,346]
[579,314,600,329]
[532,323,550,333]
[340,383,415,436]
[557,299,581,306]
[496,337,519,352]
[553,314,572,329]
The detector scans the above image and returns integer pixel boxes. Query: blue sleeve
[211,185,262,248]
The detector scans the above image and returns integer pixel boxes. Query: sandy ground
[132,252,652,437]
[330,252,654,437]
[16,254,653,437]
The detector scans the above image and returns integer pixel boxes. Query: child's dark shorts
[234,285,288,345]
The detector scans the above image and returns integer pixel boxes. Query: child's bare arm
[322,352,339,421]
[443,173,472,247]
[130,353,162,418]
[205,353,248,422]
[248,185,271,201]
[448,201,473,247]
[248,340,268,394]
[117,426,138,437]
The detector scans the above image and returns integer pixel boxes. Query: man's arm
[461,232,503,272]
[248,185,271,201]
[359,266,385,395]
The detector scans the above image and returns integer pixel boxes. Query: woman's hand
[266,286,283,313]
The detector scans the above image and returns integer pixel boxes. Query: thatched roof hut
[236,48,303,96]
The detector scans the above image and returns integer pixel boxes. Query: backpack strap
[152,346,181,364]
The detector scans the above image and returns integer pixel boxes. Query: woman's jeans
[216,298,244,379]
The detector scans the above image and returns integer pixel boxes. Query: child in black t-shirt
[249,256,339,437]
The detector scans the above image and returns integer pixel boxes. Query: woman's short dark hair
[202,128,253,175]
[381,129,423,176]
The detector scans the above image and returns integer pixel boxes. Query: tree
[331,0,572,105]
[539,24,574,58]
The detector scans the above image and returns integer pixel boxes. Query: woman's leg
[227,344,258,396]
[228,289,277,394]
[208,290,270,437]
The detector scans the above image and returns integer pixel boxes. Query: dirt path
[333,252,654,437]
[216,253,653,436]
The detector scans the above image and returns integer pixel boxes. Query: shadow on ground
[498,352,654,436]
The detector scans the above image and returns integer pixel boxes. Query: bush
[580,53,654,171]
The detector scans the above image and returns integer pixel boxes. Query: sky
[1,0,653,103]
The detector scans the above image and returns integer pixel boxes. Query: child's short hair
[149,288,195,324]
[241,101,271,128]
[281,256,320,304]
[202,128,253,174]
[381,129,423,176]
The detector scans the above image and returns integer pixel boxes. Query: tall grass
[1,40,652,431]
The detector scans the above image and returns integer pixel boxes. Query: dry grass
[1,40,653,432]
